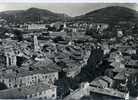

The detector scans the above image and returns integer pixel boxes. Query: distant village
[0,11,138,100]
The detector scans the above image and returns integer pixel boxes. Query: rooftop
[1,62,60,79]
[114,68,138,80]
[89,86,127,99]
[90,76,113,88]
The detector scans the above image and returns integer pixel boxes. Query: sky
[0,3,137,17]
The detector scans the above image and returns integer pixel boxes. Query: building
[0,63,59,89]
[90,76,113,89]
[108,51,123,63]
[89,76,129,100]
[34,35,40,52]
[110,62,125,69]
[50,22,65,31]
[28,24,46,30]
[5,48,17,67]
[117,30,123,38]
[64,63,82,78]
[88,85,129,100]
[49,32,67,38]
[113,68,138,92]
[89,23,109,31]
[64,82,89,100]
[0,83,57,99]
[101,43,110,55]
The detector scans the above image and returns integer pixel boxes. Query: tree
[128,73,138,97]
[0,27,9,39]
[75,47,104,82]
[47,26,56,31]
[13,29,23,41]
[0,82,8,90]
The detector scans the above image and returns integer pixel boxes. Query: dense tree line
[85,27,117,39]
[75,46,104,82]
[13,30,23,41]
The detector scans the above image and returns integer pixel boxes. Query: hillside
[0,6,138,24]
[75,6,138,23]
[0,7,71,24]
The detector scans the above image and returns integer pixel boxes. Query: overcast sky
[0,3,137,17]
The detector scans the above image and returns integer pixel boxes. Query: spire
[34,35,39,52]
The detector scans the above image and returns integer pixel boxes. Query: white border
[0,0,137,3]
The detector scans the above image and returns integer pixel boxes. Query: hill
[74,6,138,23]
[0,6,138,24]
[0,7,71,24]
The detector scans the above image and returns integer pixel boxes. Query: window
[54,78,57,81]
[39,92,42,95]
[9,79,11,82]
[44,97,47,99]
[52,88,55,92]
[35,76,37,79]
[24,95,27,99]
[19,84,22,87]
[49,75,51,77]
[30,94,32,98]
[32,94,35,97]
[2,80,4,83]
[20,80,22,84]
[14,84,17,88]
[52,94,55,98]
[27,95,30,98]
[34,93,37,97]
[42,91,45,94]
[9,84,11,87]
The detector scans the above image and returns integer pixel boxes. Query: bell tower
[34,35,39,52]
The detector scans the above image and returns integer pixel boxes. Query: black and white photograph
[0,2,137,100]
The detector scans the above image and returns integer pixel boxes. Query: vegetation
[75,47,104,82]
[13,29,23,41]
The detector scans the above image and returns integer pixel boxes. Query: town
[0,5,137,100]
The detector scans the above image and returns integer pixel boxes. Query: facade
[64,82,89,100]
[0,83,57,99]
[89,23,109,31]
[0,65,58,88]
[5,48,17,67]
[28,24,46,30]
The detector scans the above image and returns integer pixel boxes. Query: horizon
[0,3,137,17]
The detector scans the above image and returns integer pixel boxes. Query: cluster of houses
[0,21,98,99]
[63,22,138,100]
[0,20,137,100]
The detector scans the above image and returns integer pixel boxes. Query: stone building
[0,63,59,89]
[0,83,57,99]
[34,35,40,52]
[5,48,17,67]
[28,24,46,30]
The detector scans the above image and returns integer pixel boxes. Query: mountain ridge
[0,6,138,24]
[74,6,138,23]
[0,7,71,23]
